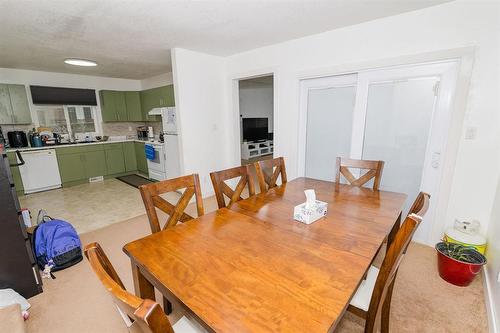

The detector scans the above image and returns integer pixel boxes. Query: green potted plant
[435,242,486,286]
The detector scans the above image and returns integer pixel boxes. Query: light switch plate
[465,126,477,140]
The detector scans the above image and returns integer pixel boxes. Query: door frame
[297,60,460,245]
[230,71,276,167]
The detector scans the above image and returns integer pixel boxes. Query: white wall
[171,48,228,196]
[224,0,500,238]
[141,72,173,90]
[239,80,273,139]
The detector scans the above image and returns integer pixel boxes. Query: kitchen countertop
[6,138,162,152]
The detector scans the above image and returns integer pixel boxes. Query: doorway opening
[298,61,459,245]
[238,75,274,167]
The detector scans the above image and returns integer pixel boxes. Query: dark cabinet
[0,152,42,298]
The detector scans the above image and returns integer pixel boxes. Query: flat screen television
[242,118,268,142]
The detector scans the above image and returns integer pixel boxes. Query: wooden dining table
[123,177,407,333]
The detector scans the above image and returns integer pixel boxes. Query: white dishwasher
[18,149,62,194]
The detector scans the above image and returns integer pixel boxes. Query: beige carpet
[25,203,488,333]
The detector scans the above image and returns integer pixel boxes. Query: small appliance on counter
[137,126,148,140]
[147,126,154,140]
[7,131,28,148]
[28,130,43,147]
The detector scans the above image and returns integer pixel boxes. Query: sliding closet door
[362,78,439,216]
[304,75,357,181]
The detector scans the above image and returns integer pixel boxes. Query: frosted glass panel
[305,86,356,181]
[362,78,438,215]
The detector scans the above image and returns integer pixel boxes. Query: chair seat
[350,265,380,312]
[173,316,206,333]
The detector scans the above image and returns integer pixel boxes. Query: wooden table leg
[131,261,173,315]
[387,212,402,248]
[131,262,155,300]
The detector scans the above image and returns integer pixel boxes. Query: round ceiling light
[64,58,98,67]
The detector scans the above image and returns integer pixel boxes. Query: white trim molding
[484,266,499,333]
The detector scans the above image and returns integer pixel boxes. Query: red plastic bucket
[436,242,486,287]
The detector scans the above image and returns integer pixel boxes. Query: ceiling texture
[0,0,449,79]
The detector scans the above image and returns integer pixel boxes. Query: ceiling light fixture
[64,58,98,67]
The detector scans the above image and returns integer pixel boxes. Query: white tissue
[304,189,316,209]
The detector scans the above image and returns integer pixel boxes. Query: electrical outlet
[497,269,500,283]
[128,126,132,132]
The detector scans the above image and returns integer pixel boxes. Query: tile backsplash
[102,121,162,137]
[1,121,162,139]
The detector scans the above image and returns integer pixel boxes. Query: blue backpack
[32,219,83,272]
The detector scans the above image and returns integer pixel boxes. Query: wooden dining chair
[210,165,256,209]
[84,242,203,333]
[139,174,204,234]
[254,157,287,193]
[335,157,385,190]
[347,192,430,333]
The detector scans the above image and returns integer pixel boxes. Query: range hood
[148,107,163,116]
[148,106,175,116]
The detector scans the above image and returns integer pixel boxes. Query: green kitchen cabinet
[57,153,86,183]
[139,85,174,121]
[114,91,127,121]
[100,90,127,122]
[7,152,24,193]
[83,150,107,178]
[123,142,137,172]
[100,90,118,122]
[160,85,175,107]
[125,91,142,122]
[0,84,14,124]
[104,144,125,175]
[8,85,31,124]
[0,84,31,124]
[134,142,148,175]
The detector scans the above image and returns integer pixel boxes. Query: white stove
[146,141,167,181]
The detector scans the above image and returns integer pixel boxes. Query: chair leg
[381,279,396,333]
[163,296,172,315]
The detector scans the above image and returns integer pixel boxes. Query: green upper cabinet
[0,85,13,124]
[0,84,32,125]
[140,85,174,121]
[100,90,118,122]
[100,90,127,122]
[9,85,31,124]
[125,91,142,122]
[101,85,174,123]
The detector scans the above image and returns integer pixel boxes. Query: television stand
[241,140,274,160]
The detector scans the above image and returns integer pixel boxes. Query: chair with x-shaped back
[210,165,256,209]
[254,157,287,194]
[335,157,385,190]
[139,174,204,234]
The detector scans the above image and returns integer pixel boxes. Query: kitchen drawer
[56,144,104,155]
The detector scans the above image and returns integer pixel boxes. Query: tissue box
[293,200,328,224]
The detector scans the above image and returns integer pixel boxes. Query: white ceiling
[0,0,449,79]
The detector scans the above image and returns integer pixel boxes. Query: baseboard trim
[483,266,499,333]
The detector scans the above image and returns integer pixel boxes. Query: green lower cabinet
[105,146,125,175]
[58,153,86,183]
[83,151,107,178]
[7,152,24,193]
[123,142,137,172]
[134,142,148,175]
